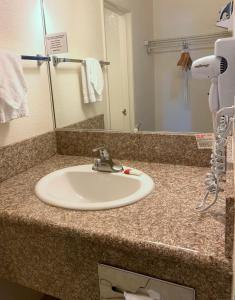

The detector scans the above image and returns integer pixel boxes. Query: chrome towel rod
[21,54,51,66]
[52,56,110,67]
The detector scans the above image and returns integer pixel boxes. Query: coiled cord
[196,115,230,212]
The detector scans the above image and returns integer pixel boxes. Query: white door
[104,7,131,131]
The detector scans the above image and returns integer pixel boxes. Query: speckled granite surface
[0,155,233,300]
[56,130,211,167]
[0,131,56,183]
[225,197,235,259]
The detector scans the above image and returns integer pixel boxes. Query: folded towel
[81,63,89,104]
[82,58,104,103]
[124,292,153,300]
[0,50,28,123]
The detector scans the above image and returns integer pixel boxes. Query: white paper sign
[45,32,68,55]
[195,133,214,149]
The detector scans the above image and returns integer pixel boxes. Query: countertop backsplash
[56,130,212,167]
[0,130,212,184]
[0,131,56,183]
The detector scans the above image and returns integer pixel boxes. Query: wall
[154,0,227,39]
[108,0,155,131]
[0,0,52,298]
[153,0,227,132]
[43,0,108,129]
[0,0,54,147]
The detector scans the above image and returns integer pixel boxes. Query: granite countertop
[0,154,232,275]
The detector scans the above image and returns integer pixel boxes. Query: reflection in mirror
[42,0,231,133]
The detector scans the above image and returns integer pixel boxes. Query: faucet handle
[92,145,106,152]
[92,146,110,161]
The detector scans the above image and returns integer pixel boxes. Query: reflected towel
[124,292,153,300]
[0,50,28,123]
[81,63,89,103]
[82,57,104,103]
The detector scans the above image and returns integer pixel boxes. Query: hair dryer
[192,55,222,112]
[191,37,235,212]
[191,37,235,113]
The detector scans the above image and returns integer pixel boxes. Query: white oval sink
[35,165,154,210]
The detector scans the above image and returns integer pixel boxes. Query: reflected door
[104,7,131,131]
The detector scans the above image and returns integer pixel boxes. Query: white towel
[81,63,89,104]
[0,50,28,123]
[124,292,153,300]
[81,58,104,103]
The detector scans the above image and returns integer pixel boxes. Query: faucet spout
[92,146,123,173]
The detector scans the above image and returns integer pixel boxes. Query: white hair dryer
[191,37,235,212]
[191,37,235,113]
[191,55,222,112]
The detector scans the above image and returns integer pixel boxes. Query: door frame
[101,0,135,131]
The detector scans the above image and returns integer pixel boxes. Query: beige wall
[153,0,227,132]
[108,0,155,131]
[154,0,226,39]
[43,0,108,128]
[0,0,54,147]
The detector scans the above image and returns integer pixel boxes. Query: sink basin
[35,165,154,210]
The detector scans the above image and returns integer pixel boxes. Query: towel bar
[52,56,110,67]
[21,54,51,66]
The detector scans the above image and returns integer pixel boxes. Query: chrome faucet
[92,146,123,173]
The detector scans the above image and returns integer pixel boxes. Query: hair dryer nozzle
[191,55,222,80]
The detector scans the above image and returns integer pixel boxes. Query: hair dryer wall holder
[196,106,234,212]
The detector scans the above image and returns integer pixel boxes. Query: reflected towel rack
[145,31,232,54]
[21,54,51,66]
[52,56,110,67]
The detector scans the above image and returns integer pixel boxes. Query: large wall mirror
[42,0,231,133]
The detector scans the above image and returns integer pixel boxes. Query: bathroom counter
[0,155,233,300]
